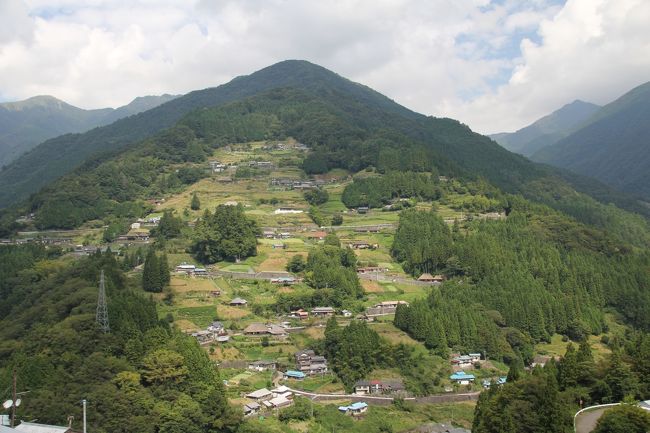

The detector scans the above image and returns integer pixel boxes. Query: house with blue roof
[449,371,475,385]
[284,370,306,380]
[482,376,507,388]
[338,401,368,415]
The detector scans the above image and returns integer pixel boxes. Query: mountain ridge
[532,81,650,199]
[490,99,601,156]
[0,93,178,168]
[0,60,424,208]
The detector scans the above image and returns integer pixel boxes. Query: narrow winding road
[574,404,620,433]
[575,408,607,433]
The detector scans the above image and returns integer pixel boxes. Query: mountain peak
[1,95,72,111]
[490,99,600,156]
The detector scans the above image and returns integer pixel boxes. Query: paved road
[575,407,607,433]
[286,386,479,406]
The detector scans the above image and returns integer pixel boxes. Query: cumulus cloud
[0,0,648,134]
[446,0,650,132]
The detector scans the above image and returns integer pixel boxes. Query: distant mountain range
[0,94,178,167]
[490,100,601,157]
[531,82,650,200]
[491,81,650,201]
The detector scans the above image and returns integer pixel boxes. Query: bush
[278,397,312,421]
[304,188,329,205]
[287,255,306,273]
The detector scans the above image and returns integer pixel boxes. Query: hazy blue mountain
[532,81,650,199]
[0,94,178,167]
[490,100,600,156]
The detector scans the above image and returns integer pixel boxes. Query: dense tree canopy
[191,204,259,263]
[342,171,441,209]
[0,249,238,433]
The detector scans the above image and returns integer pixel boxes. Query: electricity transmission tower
[96,270,110,333]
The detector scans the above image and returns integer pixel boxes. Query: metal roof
[449,371,475,380]
[246,388,272,399]
[14,422,70,433]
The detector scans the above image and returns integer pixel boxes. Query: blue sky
[1,0,649,133]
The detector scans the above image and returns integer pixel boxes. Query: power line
[96,270,110,333]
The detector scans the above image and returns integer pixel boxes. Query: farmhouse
[243,402,261,416]
[357,206,370,214]
[306,231,327,240]
[190,330,214,344]
[207,321,224,333]
[263,395,293,409]
[229,297,248,306]
[354,379,406,395]
[175,263,196,274]
[376,300,409,309]
[243,323,287,337]
[289,309,309,320]
[272,277,296,285]
[248,360,277,371]
[194,268,208,276]
[311,306,335,317]
[295,349,328,375]
[356,266,386,274]
[348,241,378,250]
[338,402,368,416]
[482,377,507,388]
[209,161,227,172]
[449,371,475,385]
[418,273,445,283]
[284,370,306,380]
[246,388,273,402]
[271,385,293,399]
[249,161,274,169]
[364,301,409,318]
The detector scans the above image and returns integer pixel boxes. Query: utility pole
[96,270,110,333]
[10,368,16,428]
[82,399,87,433]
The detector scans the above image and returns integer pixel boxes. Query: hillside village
[2,135,642,433]
[0,139,520,429]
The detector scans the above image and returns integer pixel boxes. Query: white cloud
[0,0,648,134]
[446,0,650,133]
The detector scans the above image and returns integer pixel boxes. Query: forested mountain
[1,60,650,433]
[490,100,600,156]
[532,81,650,200]
[0,245,239,433]
[1,61,647,245]
[0,60,419,208]
[0,94,178,167]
